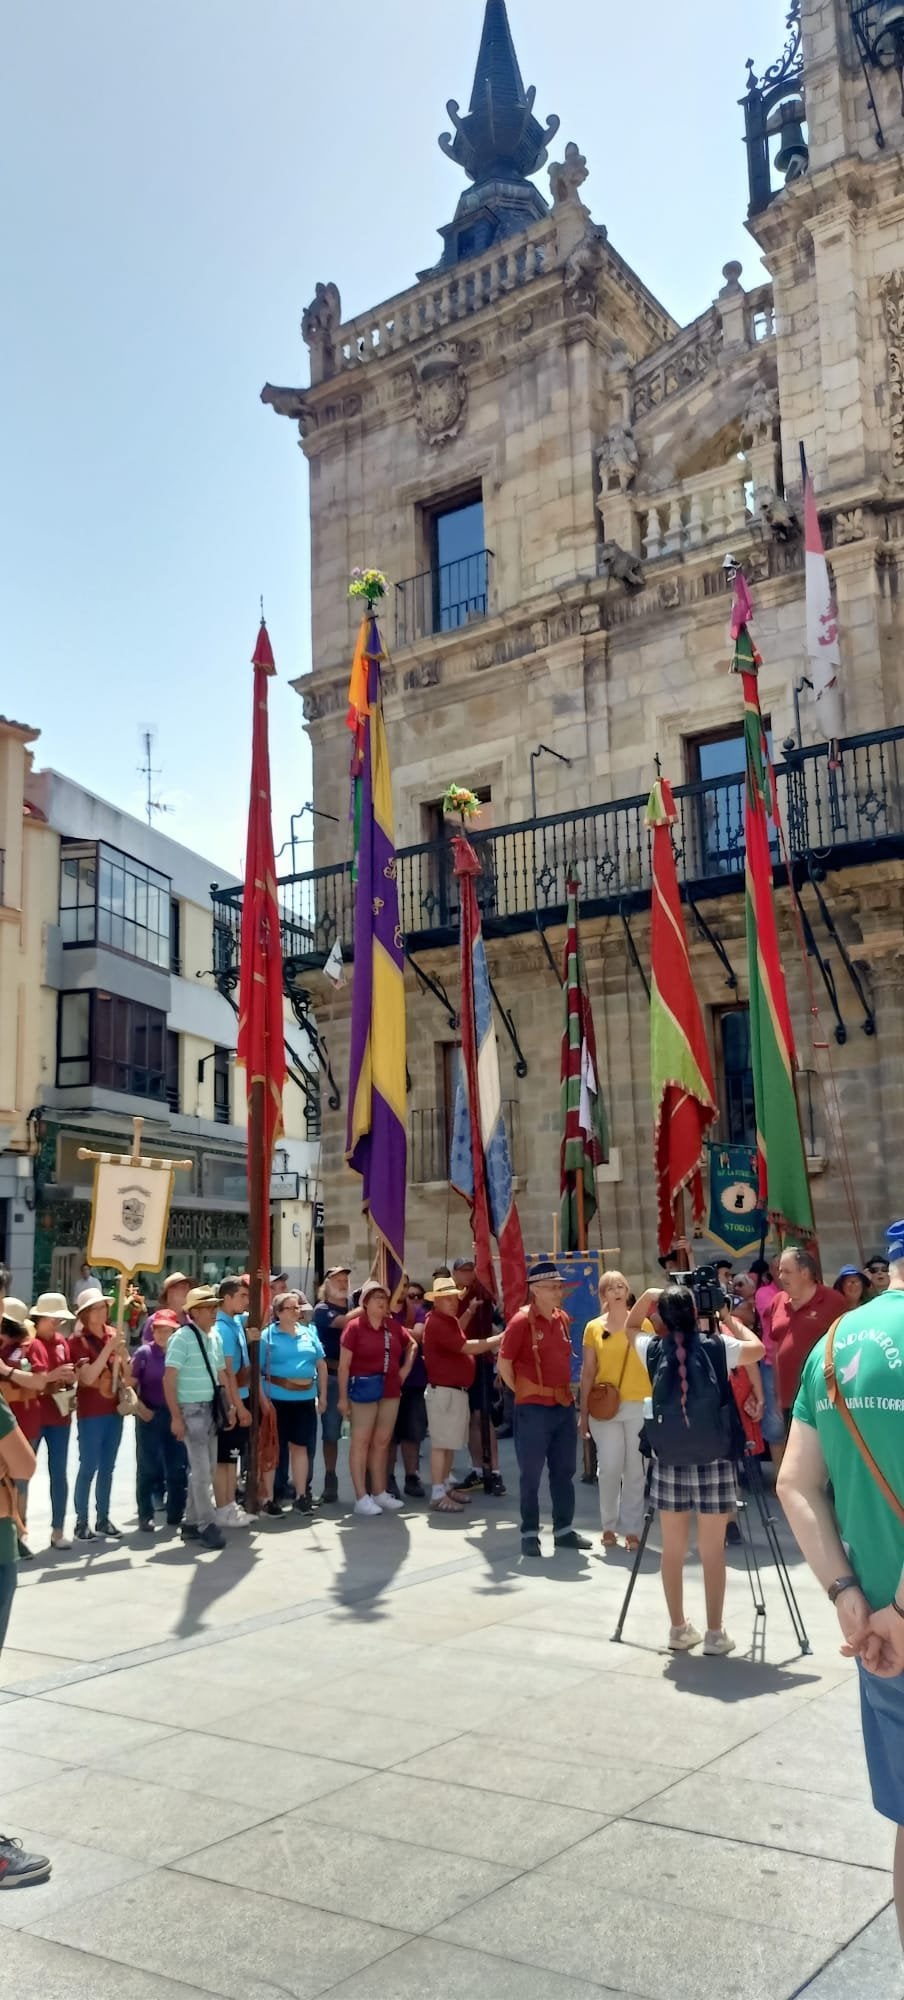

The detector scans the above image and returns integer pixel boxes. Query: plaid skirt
[650,1458,737,1514]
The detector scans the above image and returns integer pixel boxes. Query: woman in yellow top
[580,1271,651,1549]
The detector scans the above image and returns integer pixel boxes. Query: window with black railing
[395,490,492,646]
[716,1006,756,1147]
[165,1030,181,1113]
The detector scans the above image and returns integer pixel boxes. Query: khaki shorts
[426,1383,470,1451]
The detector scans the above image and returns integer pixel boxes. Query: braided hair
[657,1285,699,1428]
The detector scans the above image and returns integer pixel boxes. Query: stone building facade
[255,0,904,1286]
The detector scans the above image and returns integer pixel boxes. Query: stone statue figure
[597,424,639,494]
[563,224,608,313]
[739,379,779,448]
[599,540,646,593]
[301,282,342,382]
[549,142,589,208]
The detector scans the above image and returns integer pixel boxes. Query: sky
[1,0,788,877]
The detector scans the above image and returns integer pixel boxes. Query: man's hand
[170,1413,186,1442]
[49,1363,76,1386]
[237,1404,252,1429]
[744,1391,765,1422]
[835,1584,873,1660]
[861,1605,904,1678]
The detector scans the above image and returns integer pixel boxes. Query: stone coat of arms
[415,342,468,447]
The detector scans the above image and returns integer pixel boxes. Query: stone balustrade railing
[638,459,752,560]
[334,223,559,370]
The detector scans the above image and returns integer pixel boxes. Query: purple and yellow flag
[345,612,407,1281]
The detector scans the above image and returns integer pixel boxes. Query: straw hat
[426,1275,465,1302]
[185,1285,219,1311]
[74,1288,110,1316]
[1,1299,32,1334]
[31,1291,74,1323]
[160,1271,191,1296]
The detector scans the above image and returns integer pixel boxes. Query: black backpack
[646,1333,733,1468]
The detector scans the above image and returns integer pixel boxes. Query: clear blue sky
[1,0,786,875]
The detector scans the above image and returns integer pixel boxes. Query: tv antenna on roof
[137,729,173,827]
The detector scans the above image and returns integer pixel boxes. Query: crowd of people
[2,1230,903,1923]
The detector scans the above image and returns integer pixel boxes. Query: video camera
[665,1262,730,1321]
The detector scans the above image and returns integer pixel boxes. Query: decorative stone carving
[260,383,316,437]
[403,659,442,691]
[530,618,549,650]
[755,483,799,542]
[549,141,589,208]
[301,282,342,384]
[880,272,904,470]
[597,424,639,495]
[414,341,467,446]
[740,380,780,448]
[580,603,602,633]
[563,225,608,313]
[598,540,646,593]
[834,506,866,544]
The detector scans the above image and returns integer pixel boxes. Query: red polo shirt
[34,1329,73,1430]
[70,1330,119,1418]
[341,1313,408,1399]
[773,1283,846,1409]
[0,1332,49,1440]
[423,1309,475,1390]
[500,1306,574,1406]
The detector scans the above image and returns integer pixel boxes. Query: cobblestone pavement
[1,1435,900,1999]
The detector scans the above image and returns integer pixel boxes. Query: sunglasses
[408,1290,425,1300]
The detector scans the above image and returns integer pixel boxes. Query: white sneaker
[50,1530,72,1550]
[354,1495,382,1517]
[703,1629,736,1656]
[668,1622,703,1650]
[213,1502,249,1527]
[373,1490,404,1513]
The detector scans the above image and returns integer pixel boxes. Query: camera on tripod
[666,1263,729,1321]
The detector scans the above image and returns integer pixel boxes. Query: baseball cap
[325,1264,352,1279]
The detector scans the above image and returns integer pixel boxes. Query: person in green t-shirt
[0,1353,52,1890]
[779,1221,904,1942]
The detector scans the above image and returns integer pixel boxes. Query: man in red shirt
[771,1247,846,1452]
[498,1260,592,1557]
[423,1276,500,1514]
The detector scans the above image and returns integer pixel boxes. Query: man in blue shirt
[215,1277,252,1524]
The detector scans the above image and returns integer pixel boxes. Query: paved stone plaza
[1,1436,900,2000]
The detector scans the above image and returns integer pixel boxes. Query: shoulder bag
[825,1319,904,1527]
[588,1336,631,1423]
[190,1325,232,1433]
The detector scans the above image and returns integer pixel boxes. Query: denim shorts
[759,1360,786,1445]
[858,1660,904,1823]
[320,1371,343,1445]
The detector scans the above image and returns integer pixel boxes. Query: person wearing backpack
[626,1283,764,1654]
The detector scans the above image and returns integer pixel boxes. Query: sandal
[601,1530,619,1548]
[431,1493,465,1513]
[624,1535,641,1550]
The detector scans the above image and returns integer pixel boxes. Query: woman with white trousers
[579,1271,651,1548]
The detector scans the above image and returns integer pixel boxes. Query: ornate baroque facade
[256,0,904,1281]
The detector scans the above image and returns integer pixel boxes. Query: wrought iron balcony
[395,549,493,649]
[210,726,904,975]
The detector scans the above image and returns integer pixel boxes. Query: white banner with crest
[86,1161,176,1276]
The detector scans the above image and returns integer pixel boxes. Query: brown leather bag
[824,1319,904,1527]
[588,1340,630,1423]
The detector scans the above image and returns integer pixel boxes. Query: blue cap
[886,1221,904,1262]
[528,1259,561,1284]
[836,1264,863,1279]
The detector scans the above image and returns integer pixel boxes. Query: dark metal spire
[439,0,559,187]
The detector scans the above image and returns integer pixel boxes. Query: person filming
[626,1279,764,1655]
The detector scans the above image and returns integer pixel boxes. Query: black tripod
[611,1441,810,1654]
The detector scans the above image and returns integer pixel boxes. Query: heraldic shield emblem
[121,1194,146,1234]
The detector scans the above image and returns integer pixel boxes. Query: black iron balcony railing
[410,1100,522,1185]
[395,549,493,648]
[210,726,904,974]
